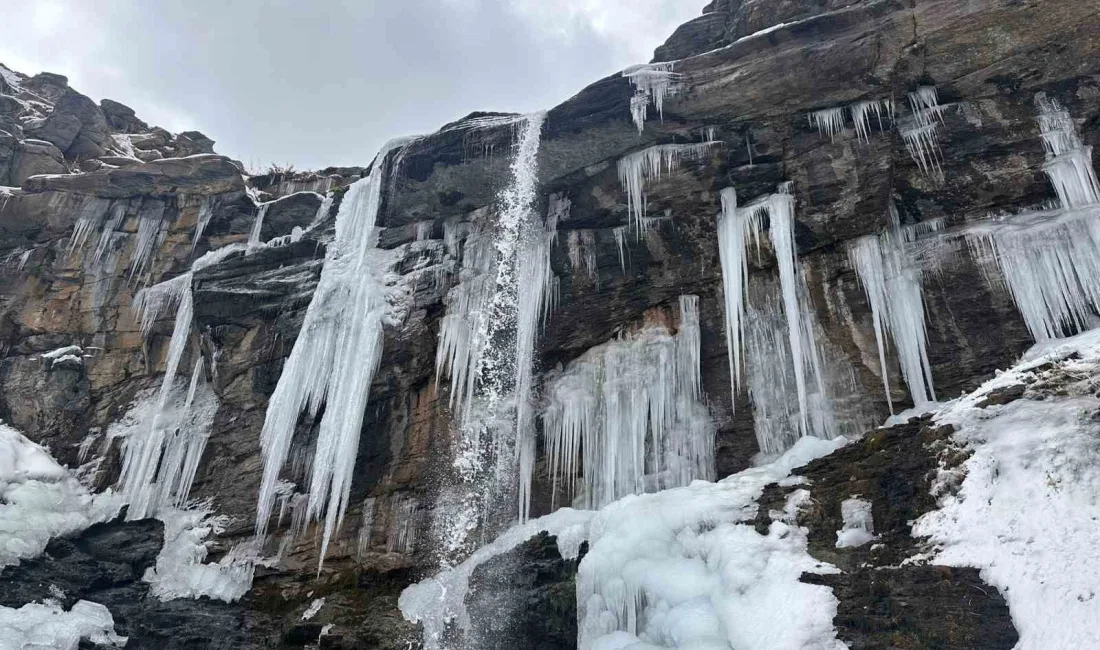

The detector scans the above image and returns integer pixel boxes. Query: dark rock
[174,130,216,156]
[22,154,245,198]
[466,533,581,650]
[754,420,1018,648]
[257,191,322,242]
[26,89,111,159]
[0,518,276,649]
[10,138,68,183]
[100,98,149,133]
[976,383,1027,408]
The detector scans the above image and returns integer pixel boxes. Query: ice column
[255,139,411,566]
[848,207,937,410]
[966,94,1100,340]
[542,296,715,509]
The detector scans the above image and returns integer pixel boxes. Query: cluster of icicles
[67,48,1100,649]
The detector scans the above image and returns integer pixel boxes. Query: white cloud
[0,0,705,168]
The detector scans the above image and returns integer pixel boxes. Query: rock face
[1,0,1099,646]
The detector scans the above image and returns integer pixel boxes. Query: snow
[618,142,719,235]
[1,424,123,569]
[835,498,874,548]
[577,435,850,650]
[914,330,1100,649]
[39,345,85,367]
[542,296,714,510]
[0,600,127,650]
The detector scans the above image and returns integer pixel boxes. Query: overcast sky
[0,0,702,170]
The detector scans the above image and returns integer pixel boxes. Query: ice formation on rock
[401,507,593,650]
[255,139,412,565]
[120,272,218,521]
[247,201,271,247]
[848,206,937,411]
[1,424,122,568]
[716,187,764,398]
[900,86,946,179]
[431,112,550,556]
[144,507,258,603]
[809,107,846,141]
[623,62,679,134]
[717,183,846,453]
[835,498,874,548]
[966,94,1100,341]
[191,195,217,252]
[542,296,714,509]
[850,99,894,142]
[0,600,127,649]
[618,141,719,234]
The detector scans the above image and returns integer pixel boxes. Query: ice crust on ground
[0,423,123,569]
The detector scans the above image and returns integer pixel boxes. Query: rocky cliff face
[2,0,1099,647]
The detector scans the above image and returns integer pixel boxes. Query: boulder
[99,98,148,133]
[22,153,246,198]
[22,71,69,104]
[175,130,216,156]
[25,89,111,159]
[9,138,67,184]
[129,127,172,150]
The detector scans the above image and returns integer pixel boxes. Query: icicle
[68,198,111,254]
[248,202,270,248]
[716,187,764,401]
[254,139,413,568]
[847,208,937,411]
[542,297,714,509]
[416,222,433,241]
[356,497,377,559]
[129,201,167,281]
[92,202,126,266]
[513,188,558,522]
[117,277,219,520]
[132,272,193,336]
[964,94,1100,341]
[716,183,836,447]
[613,226,628,271]
[901,86,946,179]
[191,196,217,252]
[618,142,719,234]
[850,99,892,143]
[623,62,679,134]
[386,495,420,554]
[809,107,846,141]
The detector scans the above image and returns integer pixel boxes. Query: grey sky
[0,0,702,170]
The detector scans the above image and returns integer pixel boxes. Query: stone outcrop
[2,0,1099,646]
